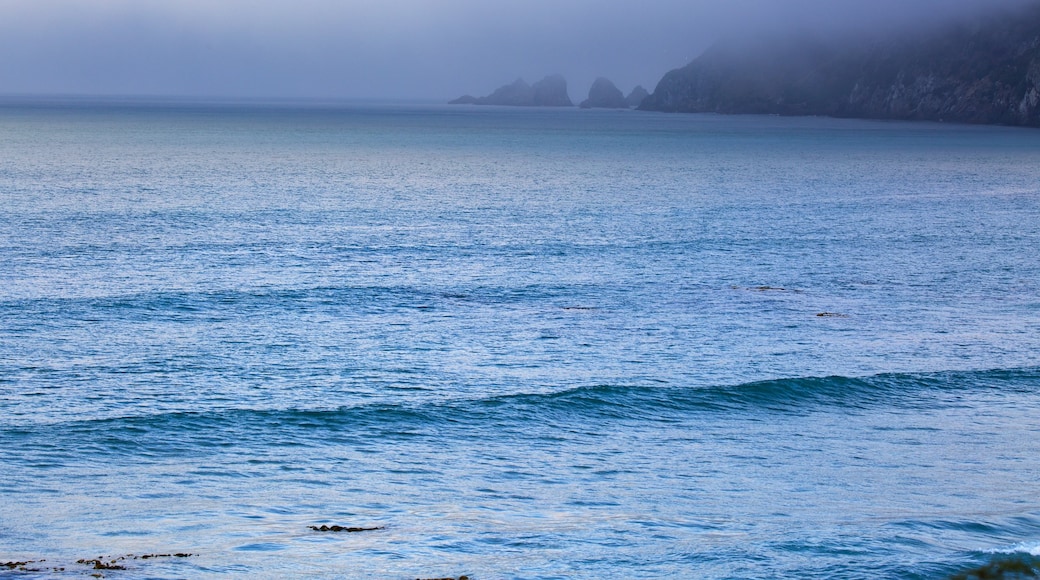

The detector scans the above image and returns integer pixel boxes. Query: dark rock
[580,77,628,109]
[640,3,1040,127]
[625,85,650,108]
[450,75,572,107]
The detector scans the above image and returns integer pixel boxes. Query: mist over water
[0,0,1036,99]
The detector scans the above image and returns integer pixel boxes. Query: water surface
[1,101,1039,578]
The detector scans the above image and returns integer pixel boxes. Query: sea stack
[579,77,628,109]
[625,85,650,108]
[531,75,573,106]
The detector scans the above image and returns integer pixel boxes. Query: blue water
[2,100,1040,578]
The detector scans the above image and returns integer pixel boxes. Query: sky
[0,0,1033,101]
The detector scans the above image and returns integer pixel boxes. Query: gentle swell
[3,367,1037,460]
[487,366,1040,417]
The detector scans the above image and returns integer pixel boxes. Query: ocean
[1,100,1039,579]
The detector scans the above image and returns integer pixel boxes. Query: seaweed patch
[2,560,64,573]
[78,558,127,570]
[309,525,385,533]
[72,552,196,576]
[731,285,803,293]
[138,553,194,559]
[949,555,1039,579]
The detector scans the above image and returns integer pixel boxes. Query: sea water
[1,100,1039,579]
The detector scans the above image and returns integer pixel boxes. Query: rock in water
[625,85,649,108]
[478,78,535,106]
[450,75,572,107]
[580,77,628,109]
[531,74,573,106]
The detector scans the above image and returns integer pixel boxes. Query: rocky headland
[639,2,1040,127]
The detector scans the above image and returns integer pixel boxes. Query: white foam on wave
[985,541,1040,556]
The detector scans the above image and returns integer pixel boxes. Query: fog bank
[0,0,1034,100]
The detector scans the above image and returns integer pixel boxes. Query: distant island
[639,2,1040,127]
[451,75,650,110]
[449,75,572,107]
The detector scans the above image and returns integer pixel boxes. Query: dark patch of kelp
[309,524,385,533]
[950,554,1039,579]
[3,553,195,575]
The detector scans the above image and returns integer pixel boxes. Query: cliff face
[641,3,1040,127]
[450,75,572,107]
